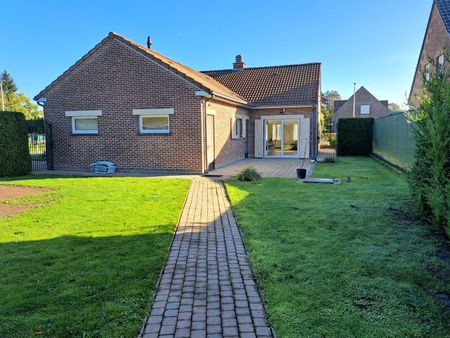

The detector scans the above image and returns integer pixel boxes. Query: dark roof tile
[203,63,321,106]
[436,0,450,33]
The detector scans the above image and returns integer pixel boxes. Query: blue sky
[1,0,431,106]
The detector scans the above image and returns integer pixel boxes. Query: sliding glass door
[265,119,299,157]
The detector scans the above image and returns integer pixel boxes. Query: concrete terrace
[208,158,312,179]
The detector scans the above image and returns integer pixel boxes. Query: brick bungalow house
[332,86,389,130]
[34,33,321,174]
[409,0,450,107]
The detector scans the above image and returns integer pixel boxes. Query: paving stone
[256,326,272,336]
[176,320,191,329]
[175,328,191,337]
[223,326,239,336]
[207,324,222,334]
[192,321,206,330]
[191,330,207,338]
[206,316,221,325]
[159,324,176,335]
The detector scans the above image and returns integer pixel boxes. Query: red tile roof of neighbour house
[203,63,321,107]
[35,32,247,104]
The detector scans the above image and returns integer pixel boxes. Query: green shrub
[407,56,449,235]
[337,118,374,156]
[0,111,31,176]
[329,134,337,147]
[237,167,262,182]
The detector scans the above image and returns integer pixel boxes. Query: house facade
[409,0,450,107]
[35,33,321,174]
[332,86,389,130]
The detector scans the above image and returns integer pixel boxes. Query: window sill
[71,133,99,136]
[139,132,172,136]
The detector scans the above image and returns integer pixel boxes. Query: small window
[232,117,243,139]
[236,118,242,138]
[66,110,102,134]
[73,117,98,134]
[425,63,431,81]
[140,115,170,134]
[437,54,445,72]
[360,105,370,115]
[132,108,174,134]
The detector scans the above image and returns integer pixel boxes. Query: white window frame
[132,108,174,135]
[360,105,370,115]
[65,110,102,135]
[231,116,243,139]
[139,114,170,134]
[236,117,242,138]
[425,63,431,81]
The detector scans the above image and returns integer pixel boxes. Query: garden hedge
[337,118,374,156]
[0,111,32,176]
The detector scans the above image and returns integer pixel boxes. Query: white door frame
[262,115,301,158]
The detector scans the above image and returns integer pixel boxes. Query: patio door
[265,119,299,157]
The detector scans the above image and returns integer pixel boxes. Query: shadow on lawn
[0,232,172,338]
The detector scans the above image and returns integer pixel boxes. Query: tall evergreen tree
[1,70,18,94]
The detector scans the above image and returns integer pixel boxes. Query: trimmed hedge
[0,111,32,176]
[337,118,374,156]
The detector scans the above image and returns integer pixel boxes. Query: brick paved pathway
[141,178,272,338]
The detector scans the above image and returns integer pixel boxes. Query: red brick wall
[206,100,249,168]
[410,4,450,107]
[42,38,204,173]
[248,107,315,157]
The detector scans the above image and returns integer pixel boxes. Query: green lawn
[0,176,190,337]
[226,157,450,337]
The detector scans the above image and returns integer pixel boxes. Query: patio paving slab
[141,177,272,337]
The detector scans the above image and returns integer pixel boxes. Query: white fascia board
[195,90,213,98]
[132,108,174,115]
[251,104,314,110]
[65,110,102,117]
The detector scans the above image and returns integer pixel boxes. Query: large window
[65,110,102,134]
[133,108,174,134]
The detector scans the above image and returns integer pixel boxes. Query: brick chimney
[233,54,246,69]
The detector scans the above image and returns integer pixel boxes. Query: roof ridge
[109,33,247,102]
[202,62,321,73]
[35,32,246,103]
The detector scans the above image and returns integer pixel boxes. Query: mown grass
[0,176,190,337]
[226,157,450,337]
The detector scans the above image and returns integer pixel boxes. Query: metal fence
[27,119,53,171]
[373,113,415,170]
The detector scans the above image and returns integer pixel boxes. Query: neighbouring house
[332,86,389,130]
[409,0,450,107]
[34,32,321,174]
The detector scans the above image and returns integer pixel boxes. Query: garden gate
[27,119,53,171]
